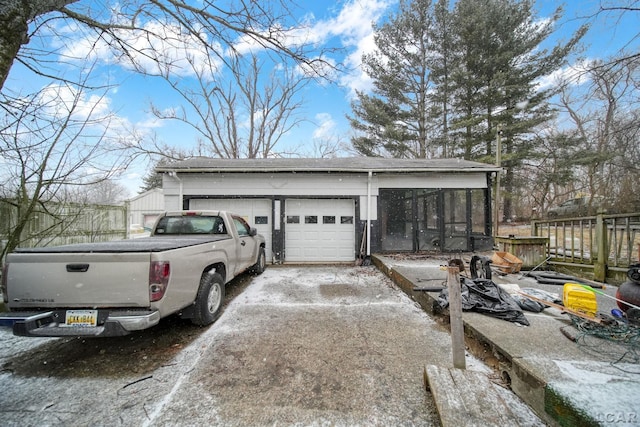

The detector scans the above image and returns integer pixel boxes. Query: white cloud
[321,0,394,96]
[232,0,393,95]
[136,114,165,130]
[313,112,336,140]
[52,1,392,96]
[36,83,112,122]
[56,21,224,80]
[537,58,596,90]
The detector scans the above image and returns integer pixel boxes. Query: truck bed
[13,235,231,253]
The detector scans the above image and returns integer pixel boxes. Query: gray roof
[156,157,500,173]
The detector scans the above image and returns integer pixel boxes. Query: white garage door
[189,199,272,262]
[285,199,355,262]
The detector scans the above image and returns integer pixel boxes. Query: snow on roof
[155,157,501,174]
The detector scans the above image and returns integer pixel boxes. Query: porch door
[417,190,440,251]
[442,189,470,251]
[380,190,414,251]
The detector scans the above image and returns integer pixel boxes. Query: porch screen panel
[380,190,413,251]
[417,190,440,250]
[443,189,468,251]
[470,188,492,250]
[471,189,488,234]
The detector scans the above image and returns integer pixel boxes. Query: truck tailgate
[6,252,152,308]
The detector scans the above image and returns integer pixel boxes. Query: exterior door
[442,190,469,251]
[232,215,259,274]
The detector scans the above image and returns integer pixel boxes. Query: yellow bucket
[563,283,597,316]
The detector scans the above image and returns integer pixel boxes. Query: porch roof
[156,157,501,174]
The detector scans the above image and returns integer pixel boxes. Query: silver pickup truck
[0,211,266,337]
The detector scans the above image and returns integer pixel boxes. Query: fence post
[594,211,607,282]
[447,266,466,370]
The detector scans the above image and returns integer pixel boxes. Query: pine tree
[427,0,455,156]
[140,168,163,193]
[450,0,585,218]
[349,0,436,158]
[350,0,586,219]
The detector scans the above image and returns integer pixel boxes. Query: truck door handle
[66,263,90,272]
[241,240,246,246]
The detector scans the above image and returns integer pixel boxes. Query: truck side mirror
[249,227,257,236]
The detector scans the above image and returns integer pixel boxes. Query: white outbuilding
[127,188,165,233]
[157,157,500,264]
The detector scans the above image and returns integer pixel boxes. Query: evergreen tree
[427,0,455,156]
[350,0,586,219]
[140,168,163,193]
[349,0,435,158]
[449,0,585,218]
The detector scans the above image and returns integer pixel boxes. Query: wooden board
[424,365,523,427]
[516,291,602,323]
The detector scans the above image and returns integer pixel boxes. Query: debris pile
[437,277,530,326]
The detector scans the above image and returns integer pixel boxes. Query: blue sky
[6,0,639,197]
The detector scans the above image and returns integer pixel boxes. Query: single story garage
[157,157,501,263]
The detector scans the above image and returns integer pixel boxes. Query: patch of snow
[554,360,632,384]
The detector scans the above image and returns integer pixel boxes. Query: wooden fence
[532,212,640,283]
[0,201,128,258]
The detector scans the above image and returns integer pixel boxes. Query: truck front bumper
[0,309,161,337]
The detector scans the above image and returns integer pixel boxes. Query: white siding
[175,173,369,197]
[359,195,378,221]
[375,172,488,189]
[163,172,487,199]
[128,188,165,229]
[162,171,488,223]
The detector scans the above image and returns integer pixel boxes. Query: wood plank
[516,291,602,323]
[447,267,466,369]
[424,365,522,427]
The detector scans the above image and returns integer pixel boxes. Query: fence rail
[532,212,640,282]
[1,201,128,261]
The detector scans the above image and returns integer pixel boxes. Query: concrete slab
[1,264,545,426]
[143,265,542,426]
[373,254,640,427]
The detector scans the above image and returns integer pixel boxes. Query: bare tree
[151,52,310,158]
[0,0,334,91]
[546,55,640,213]
[0,79,134,258]
[67,180,131,205]
[576,0,640,71]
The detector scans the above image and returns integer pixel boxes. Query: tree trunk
[0,0,78,89]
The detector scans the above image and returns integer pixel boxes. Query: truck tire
[192,272,225,326]
[252,247,266,275]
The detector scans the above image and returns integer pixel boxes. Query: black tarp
[512,287,561,313]
[438,277,530,326]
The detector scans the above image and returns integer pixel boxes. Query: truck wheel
[192,272,225,326]
[252,247,266,275]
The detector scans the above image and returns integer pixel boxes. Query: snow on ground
[0,265,544,426]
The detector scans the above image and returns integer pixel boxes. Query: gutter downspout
[169,171,183,210]
[367,171,372,257]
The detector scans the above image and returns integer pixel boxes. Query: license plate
[65,310,98,327]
